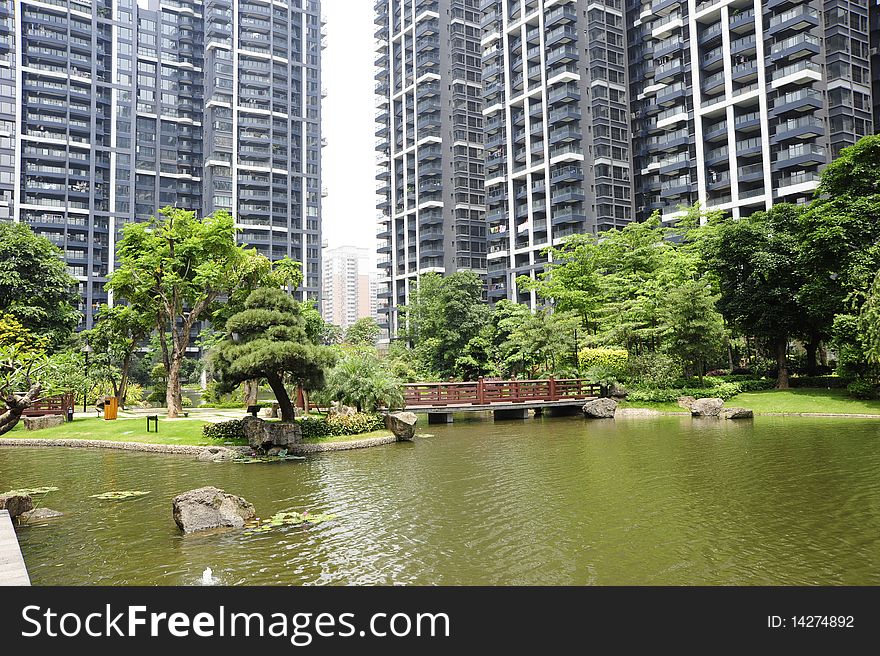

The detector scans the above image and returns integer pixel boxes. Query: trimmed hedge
[298,413,386,439]
[789,376,851,389]
[203,419,246,442]
[579,348,628,375]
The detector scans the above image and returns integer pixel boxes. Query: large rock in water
[19,508,63,522]
[582,398,618,419]
[22,415,65,431]
[385,412,418,441]
[0,494,34,518]
[722,407,754,420]
[690,397,724,417]
[197,447,237,463]
[241,416,302,451]
[172,487,255,534]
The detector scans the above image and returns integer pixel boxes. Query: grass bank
[3,417,395,447]
[623,388,880,416]
[3,416,223,446]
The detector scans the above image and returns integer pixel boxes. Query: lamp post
[82,343,93,414]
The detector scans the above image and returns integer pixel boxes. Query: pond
[3,414,880,585]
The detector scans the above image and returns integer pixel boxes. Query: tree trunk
[0,385,41,436]
[116,351,133,409]
[243,380,259,406]
[166,347,185,418]
[805,337,820,376]
[266,374,296,422]
[775,336,790,390]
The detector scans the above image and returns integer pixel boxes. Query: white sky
[321,0,378,264]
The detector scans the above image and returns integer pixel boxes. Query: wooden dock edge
[0,509,30,586]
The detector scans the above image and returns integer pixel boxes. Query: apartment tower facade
[481,0,634,307]
[2,0,323,327]
[322,245,378,330]
[374,0,487,338]
[627,0,875,223]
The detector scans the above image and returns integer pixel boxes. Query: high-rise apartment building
[481,0,634,307]
[2,0,323,328]
[374,0,487,338]
[322,245,378,330]
[628,0,875,223]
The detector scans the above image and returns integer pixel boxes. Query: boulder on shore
[329,402,358,417]
[690,398,724,417]
[197,447,237,463]
[721,407,754,420]
[582,398,618,419]
[385,412,418,441]
[19,508,63,522]
[22,415,65,431]
[677,396,696,411]
[0,494,34,518]
[241,416,302,451]
[172,486,255,534]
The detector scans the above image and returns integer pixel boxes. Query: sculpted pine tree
[212,288,336,421]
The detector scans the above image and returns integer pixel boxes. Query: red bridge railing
[21,392,75,417]
[403,378,601,408]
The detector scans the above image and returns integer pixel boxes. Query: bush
[627,378,775,403]
[579,348,628,377]
[626,352,681,388]
[789,375,851,389]
[202,419,246,442]
[298,413,385,439]
[847,379,878,400]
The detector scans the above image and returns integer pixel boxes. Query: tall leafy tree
[699,204,806,388]
[345,317,381,346]
[84,305,152,407]
[107,207,270,417]
[0,222,80,348]
[400,271,489,378]
[212,288,336,421]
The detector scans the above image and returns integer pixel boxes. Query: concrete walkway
[0,510,29,586]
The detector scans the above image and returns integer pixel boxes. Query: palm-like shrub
[326,350,404,413]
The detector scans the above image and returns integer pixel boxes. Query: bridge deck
[403,378,601,414]
[0,510,30,586]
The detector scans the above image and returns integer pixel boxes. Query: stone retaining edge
[290,435,399,454]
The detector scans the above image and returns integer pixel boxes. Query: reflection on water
[3,414,880,585]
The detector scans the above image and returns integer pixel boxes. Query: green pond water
[2,414,880,586]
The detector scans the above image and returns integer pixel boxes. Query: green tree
[499,308,581,377]
[212,288,336,421]
[858,270,880,367]
[0,328,84,435]
[345,317,381,346]
[800,136,880,372]
[84,305,152,407]
[400,271,489,378]
[699,204,806,388]
[660,276,726,383]
[0,222,80,348]
[107,207,269,417]
[325,349,403,412]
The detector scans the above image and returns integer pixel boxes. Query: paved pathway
[0,510,29,586]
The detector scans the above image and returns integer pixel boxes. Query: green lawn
[727,388,880,415]
[623,388,880,416]
[2,416,223,446]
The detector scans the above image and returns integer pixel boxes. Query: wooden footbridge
[403,377,600,423]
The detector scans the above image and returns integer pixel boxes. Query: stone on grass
[0,494,34,518]
[690,398,724,417]
[329,402,357,417]
[582,398,618,419]
[172,487,255,534]
[20,508,63,522]
[385,412,418,441]
[722,407,754,420]
[22,415,65,431]
[241,416,302,451]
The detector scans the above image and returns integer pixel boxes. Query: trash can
[104,396,119,421]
